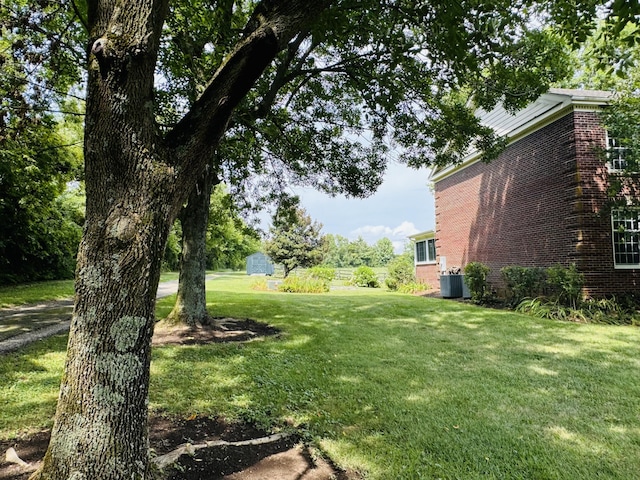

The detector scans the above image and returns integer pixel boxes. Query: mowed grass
[0,279,75,308]
[2,274,640,479]
[0,272,182,308]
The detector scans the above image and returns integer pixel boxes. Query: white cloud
[349,221,421,253]
[392,221,420,238]
[350,225,393,239]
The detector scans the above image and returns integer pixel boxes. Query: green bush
[350,266,380,288]
[384,277,399,290]
[501,266,546,306]
[278,275,330,293]
[581,295,639,325]
[545,264,584,308]
[397,281,431,294]
[463,262,491,303]
[516,298,570,321]
[517,294,639,325]
[385,256,415,291]
[306,266,336,283]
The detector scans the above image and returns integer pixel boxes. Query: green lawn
[0,279,76,308]
[0,272,182,308]
[2,274,639,479]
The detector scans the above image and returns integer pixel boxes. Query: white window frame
[611,208,640,269]
[607,133,628,172]
[415,238,436,265]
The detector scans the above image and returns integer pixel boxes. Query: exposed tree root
[152,433,291,470]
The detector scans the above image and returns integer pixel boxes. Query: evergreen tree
[265,200,325,277]
[372,237,396,267]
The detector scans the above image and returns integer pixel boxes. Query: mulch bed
[0,415,305,480]
[152,317,281,346]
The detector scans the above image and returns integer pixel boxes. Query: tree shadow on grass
[158,289,640,479]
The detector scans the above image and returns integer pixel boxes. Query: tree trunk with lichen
[167,168,217,326]
[29,1,174,477]
[30,1,331,478]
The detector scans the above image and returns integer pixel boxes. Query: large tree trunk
[30,1,332,478]
[31,201,172,479]
[30,1,174,477]
[167,168,218,326]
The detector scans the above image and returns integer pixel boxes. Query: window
[416,238,436,264]
[612,209,640,268]
[608,136,628,172]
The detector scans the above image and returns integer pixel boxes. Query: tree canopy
[559,19,640,209]
[206,184,261,270]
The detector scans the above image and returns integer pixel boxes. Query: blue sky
[291,162,435,253]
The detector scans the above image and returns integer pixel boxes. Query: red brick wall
[434,109,639,297]
[572,111,640,295]
[415,263,439,289]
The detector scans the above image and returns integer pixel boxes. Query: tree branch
[70,0,90,33]
[164,0,333,189]
[253,28,312,119]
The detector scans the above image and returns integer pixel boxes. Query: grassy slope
[2,274,639,479]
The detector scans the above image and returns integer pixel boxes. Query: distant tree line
[323,234,398,268]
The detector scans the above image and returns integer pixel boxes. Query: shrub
[384,277,399,291]
[350,266,380,288]
[463,262,491,303]
[397,281,431,294]
[501,266,546,306]
[517,294,640,325]
[385,256,415,291]
[581,295,639,325]
[250,278,268,291]
[306,266,336,283]
[278,275,329,293]
[516,298,570,321]
[545,264,584,308]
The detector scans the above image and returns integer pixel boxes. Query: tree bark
[167,168,218,326]
[30,1,333,478]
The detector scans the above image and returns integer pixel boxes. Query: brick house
[417,89,639,297]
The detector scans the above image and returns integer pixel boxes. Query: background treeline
[0,169,261,285]
[162,185,262,272]
[322,234,401,268]
[0,113,85,285]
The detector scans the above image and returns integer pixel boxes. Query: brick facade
[433,109,639,297]
[415,263,439,288]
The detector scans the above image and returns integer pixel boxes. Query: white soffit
[409,230,434,241]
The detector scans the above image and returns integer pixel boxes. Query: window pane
[427,239,436,262]
[416,241,426,263]
[612,209,640,266]
[608,136,628,171]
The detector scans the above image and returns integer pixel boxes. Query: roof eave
[429,90,612,184]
